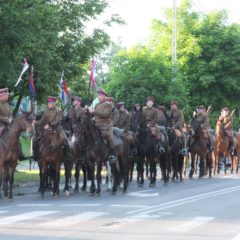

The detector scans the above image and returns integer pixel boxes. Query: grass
[20,136,31,157]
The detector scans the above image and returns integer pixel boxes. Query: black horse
[165,114,185,182]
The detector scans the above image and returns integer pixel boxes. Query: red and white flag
[15,58,29,87]
[60,71,70,106]
[90,59,97,89]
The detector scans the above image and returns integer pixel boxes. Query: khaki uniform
[167,109,184,130]
[196,112,210,138]
[94,101,114,150]
[143,106,160,139]
[157,110,166,126]
[219,115,233,139]
[116,110,131,130]
[68,106,86,122]
[112,108,119,127]
[36,107,67,145]
[0,101,11,135]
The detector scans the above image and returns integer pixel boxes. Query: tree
[0,0,121,105]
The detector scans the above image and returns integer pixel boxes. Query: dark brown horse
[187,116,211,178]
[0,112,33,199]
[82,117,129,194]
[40,127,65,197]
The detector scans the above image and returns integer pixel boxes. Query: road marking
[17,204,53,207]
[110,204,149,208]
[128,189,159,198]
[0,211,58,225]
[172,217,214,232]
[232,233,240,240]
[40,212,107,227]
[127,185,240,215]
[62,204,102,207]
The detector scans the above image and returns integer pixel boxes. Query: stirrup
[159,147,165,154]
[108,155,116,164]
[180,148,188,155]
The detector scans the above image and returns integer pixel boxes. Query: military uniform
[116,109,131,130]
[0,88,11,135]
[94,100,115,151]
[219,115,233,139]
[166,109,185,132]
[157,110,166,126]
[68,105,86,122]
[112,108,119,127]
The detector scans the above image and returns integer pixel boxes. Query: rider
[218,107,234,152]
[68,96,86,122]
[0,88,27,160]
[34,97,70,158]
[0,88,11,136]
[116,102,131,130]
[167,101,186,153]
[142,96,161,143]
[195,105,214,151]
[89,89,116,162]
[157,105,166,127]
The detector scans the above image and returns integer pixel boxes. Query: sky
[88,0,240,48]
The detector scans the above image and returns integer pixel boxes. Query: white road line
[110,204,149,208]
[62,204,102,207]
[172,217,214,232]
[40,212,107,227]
[17,204,53,207]
[232,233,240,240]
[0,211,58,225]
[128,185,240,215]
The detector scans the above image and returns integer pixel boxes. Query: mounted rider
[195,105,214,151]
[167,101,187,153]
[68,96,86,123]
[106,97,119,127]
[0,88,11,136]
[89,89,116,162]
[34,97,69,156]
[218,107,234,151]
[157,105,166,127]
[116,102,131,130]
[142,96,161,141]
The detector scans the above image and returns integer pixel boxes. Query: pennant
[90,59,97,89]
[29,67,36,99]
[60,71,70,106]
[15,58,29,87]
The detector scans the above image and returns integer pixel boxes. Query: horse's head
[13,111,34,137]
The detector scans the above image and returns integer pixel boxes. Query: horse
[214,119,235,174]
[187,116,211,178]
[81,117,130,194]
[165,114,185,182]
[0,111,33,199]
[39,127,65,197]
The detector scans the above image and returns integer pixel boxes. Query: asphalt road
[1,172,240,240]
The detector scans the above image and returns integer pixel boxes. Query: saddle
[113,127,123,147]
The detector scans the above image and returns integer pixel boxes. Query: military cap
[117,101,125,107]
[97,89,108,96]
[47,96,57,103]
[72,96,82,102]
[158,105,165,111]
[222,107,229,112]
[0,88,9,96]
[147,96,154,102]
[170,100,178,105]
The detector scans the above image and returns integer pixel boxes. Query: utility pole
[172,0,177,80]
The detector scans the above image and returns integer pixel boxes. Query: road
[0,173,240,240]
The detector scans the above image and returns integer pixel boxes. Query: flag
[15,58,29,87]
[29,67,36,99]
[60,71,70,106]
[90,59,97,90]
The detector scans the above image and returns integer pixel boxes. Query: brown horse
[214,119,234,174]
[187,117,211,178]
[0,112,33,199]
[40,127,65,197]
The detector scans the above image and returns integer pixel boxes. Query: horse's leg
[54,161,61,197]
[96,162,102,195]
[199,155,205,178]
[0,170,3,199]
[137,154,144,186]
[8,162,17,199]
[3,165,9,198]
[63,159,72,195]
[217,153,220,174]
[81,163,87,192]
[74,158,80,192]
[89,162,96,194]
[223,153,227,174]
[106,161,112,191]
[41,161,47,197]
[178,154,184,182]
[189,153,195,178]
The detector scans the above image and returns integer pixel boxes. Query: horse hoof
[74,188,79,193]
[81,187,87,192]
[64,191,70,196]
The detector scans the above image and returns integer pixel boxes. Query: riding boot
[108,149,116,164]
